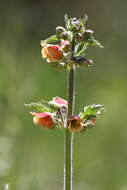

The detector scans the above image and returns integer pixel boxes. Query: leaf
[79,104,105,120]
[90,39,104,48]
[64,14,69,29]
[41,35,59,44]
[75,42,88,56]
[82,15,88,25]
[41,99,60,111]
[75,42,84,55]
[86,35,104,48]
[24,102,51,113]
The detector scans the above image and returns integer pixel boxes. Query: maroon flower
[68,115,83,132]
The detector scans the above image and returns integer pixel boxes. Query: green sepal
[79,104,105,120]
[24,102,51,113]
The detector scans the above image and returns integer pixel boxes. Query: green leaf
[79,104,105,120]
[85,35,104,48]
[64,14,69,29]
[41,35,59,44]
[75,42,88,56]
[82,15,88,25]
[41,99,60,111]
[90,39,104,48]
[75,42,84,55]
[24,102,51,112]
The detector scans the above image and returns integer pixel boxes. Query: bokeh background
[0,0,127,189]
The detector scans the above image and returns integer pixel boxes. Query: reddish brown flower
[41,44,63,63]
[68,115,83,132]
[30,112,54,129]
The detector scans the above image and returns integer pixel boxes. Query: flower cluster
[40,15,103,69]
[25,15,105,133]
[25,97,105,133]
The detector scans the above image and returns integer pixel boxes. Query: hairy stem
[64,64,75,190]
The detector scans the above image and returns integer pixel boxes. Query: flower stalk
[25,14,105,190]
[64,65,75,190]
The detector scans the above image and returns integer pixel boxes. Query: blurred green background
[0,0,127,189]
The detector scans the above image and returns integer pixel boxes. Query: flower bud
[75,33,84,41]
[75,57,94,68]
[56,26,66,36]
[85,29,94,35]
[41,44,63,63]
[49,97,68,108]
[31,112,54,129]
[84,59,94,67]
[68,18,84,33]
[60,40,71,52]
[68,115,83,132]
[83,30,94,41]
[60,32,69,40]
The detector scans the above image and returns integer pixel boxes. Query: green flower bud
[83,30,94,42]
[60,31,69,40]
[56,26,66,37]
[68,18,84,33]
[75,33,84,41]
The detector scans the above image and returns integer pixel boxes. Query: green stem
[64,64,75,190]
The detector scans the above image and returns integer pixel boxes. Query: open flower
[41,44,63,63]
[30,112,54,129]
[68,115,83,132]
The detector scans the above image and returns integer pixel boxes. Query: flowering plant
[25,14,105,190]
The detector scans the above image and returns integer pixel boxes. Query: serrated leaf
[24,102,51,112]
[79,104,105,120]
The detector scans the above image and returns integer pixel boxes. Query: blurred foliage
[0,0,127,190]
